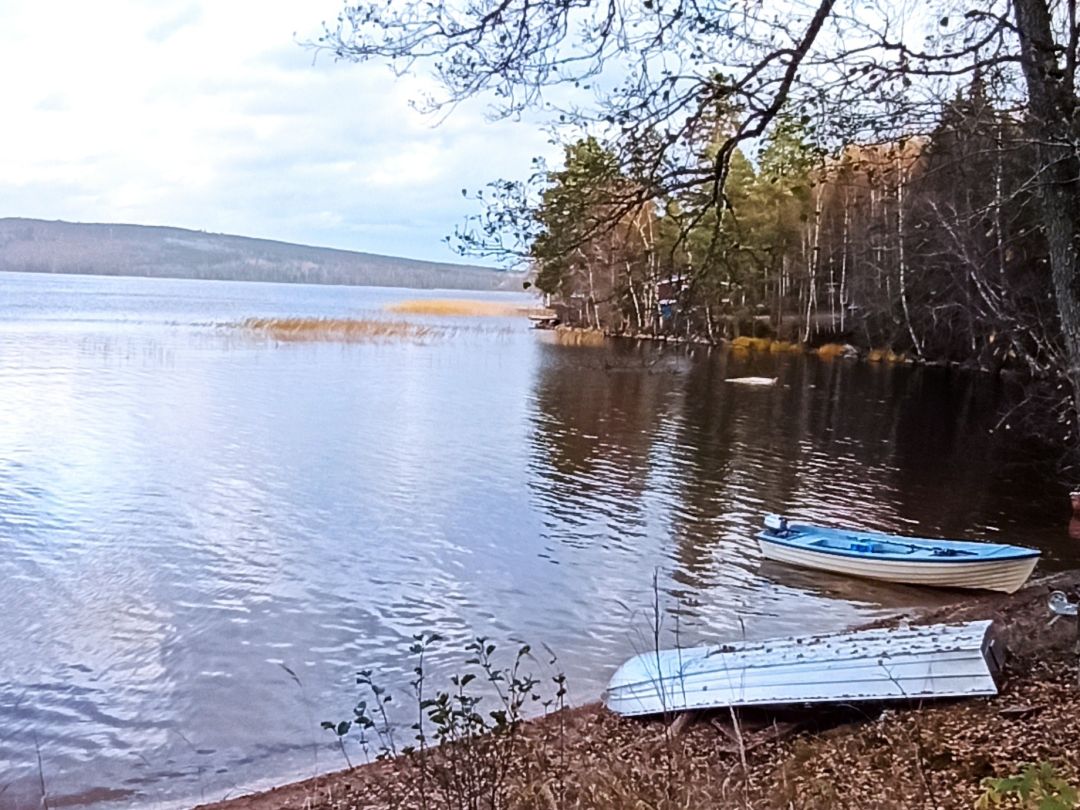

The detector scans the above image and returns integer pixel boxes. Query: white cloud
[0,0,559,263]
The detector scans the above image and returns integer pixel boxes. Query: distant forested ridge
[0,219,524,291]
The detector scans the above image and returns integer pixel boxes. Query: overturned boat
[757,515,1039,594]
[605,620,1002,717]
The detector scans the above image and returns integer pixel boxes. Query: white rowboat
[604,620,1002,717]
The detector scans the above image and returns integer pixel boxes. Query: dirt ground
[196,572,1080,810]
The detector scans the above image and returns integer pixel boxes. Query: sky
[0,0,558,264]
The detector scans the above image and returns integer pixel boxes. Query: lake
[0,271,1075,809]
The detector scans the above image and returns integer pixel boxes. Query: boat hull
[605,620,1000,717]
[758,536,1038,593]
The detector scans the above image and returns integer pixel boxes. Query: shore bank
[545,325,1050,377]
[197,572,1080,810]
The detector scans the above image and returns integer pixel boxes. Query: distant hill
[0,218,525,291]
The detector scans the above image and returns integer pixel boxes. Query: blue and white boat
[757,515,1040,593]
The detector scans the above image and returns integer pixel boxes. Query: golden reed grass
[815,342,859,358]
[240,317,444,343]
[385,299,530,317]
[547,327,608,346]
[730,336,802,353]
[868,347,907,363]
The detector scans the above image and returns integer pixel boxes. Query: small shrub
[975,762,1078,810]
[323,634,567,810]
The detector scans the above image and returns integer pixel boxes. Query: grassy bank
[547,326,1019,373]
[197,573,1080,810]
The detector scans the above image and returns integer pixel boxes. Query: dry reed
[814,342,858,359]
[546,327,608,347]
[730,336,773,352]
[867,347,907,363]
[768,340,804,353]
[239,317,445,343]
[385,299,530,317]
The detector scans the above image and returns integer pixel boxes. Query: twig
[34,734,48,810]
[668,710,697,738]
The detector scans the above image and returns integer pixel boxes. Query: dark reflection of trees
[885,371,1069,552]
[655,348,736,590]
[530,336,1073,599]
[886,370,998,532]
[526,339,675,549]
[664,350,1074,591]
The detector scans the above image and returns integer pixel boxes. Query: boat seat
[811,536,917,555]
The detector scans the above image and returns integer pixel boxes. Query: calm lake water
[0,271,1076,809]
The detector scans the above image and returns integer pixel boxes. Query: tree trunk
[1013,0,1080,420]
[840,189,850,332]
[804,186,822,343]
[896,149,922,356]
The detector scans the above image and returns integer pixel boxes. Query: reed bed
[385,299,529,317]
[867,347,908,363]
[814,342,861,359]
[546,327,609,347]
[239,317,446,343]
[729,336,802,353]
[730,336,774,352]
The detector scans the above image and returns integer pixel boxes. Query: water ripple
[0,273,1073,809]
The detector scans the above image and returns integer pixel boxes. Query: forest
[529,77,1057,381]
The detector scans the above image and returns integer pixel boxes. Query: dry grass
[385,299,529,317]
[239,317,445,343]
[731,336,774,351]
[867,347,908,363]
[547,327,609,347]
[730,337,803,353]
[814,342,858,359]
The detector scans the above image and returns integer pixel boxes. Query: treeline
[532,77,1058,375]
[0,219,524,291]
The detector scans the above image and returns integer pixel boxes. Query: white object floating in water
[724,376,778,386]
[604,620,1001,717]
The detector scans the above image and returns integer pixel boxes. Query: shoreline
[546,325,1054,378]
[194,571,1080,810]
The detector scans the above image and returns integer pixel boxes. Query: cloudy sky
[0,0,557,264]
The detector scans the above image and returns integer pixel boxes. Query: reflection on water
[0,272,1074,809]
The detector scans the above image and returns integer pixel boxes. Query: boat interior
[806,534,978,557]
[811,536,917,555]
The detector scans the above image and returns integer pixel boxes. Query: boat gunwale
[608,654,995,695]
[607,679,999,715]
[757,525,1040,563]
